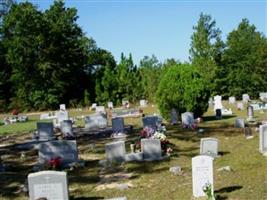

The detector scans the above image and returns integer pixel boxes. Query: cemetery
[0,101,267,200]
[0,0,266,199]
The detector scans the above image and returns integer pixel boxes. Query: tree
[156,63,210,119]
[189,13,223,94]
[222,19,267,98]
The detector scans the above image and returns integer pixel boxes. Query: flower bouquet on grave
[47,157,62,170]
[152,131,172,156]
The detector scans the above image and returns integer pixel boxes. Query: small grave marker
[235,118,245,128]
[200,138,219,157]
[105,141,126,163]
[259,124,267,154]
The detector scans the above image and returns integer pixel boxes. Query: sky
[18,0,267,64]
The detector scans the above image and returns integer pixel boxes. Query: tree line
[0,1,266,117]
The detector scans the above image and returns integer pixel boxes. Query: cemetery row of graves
[0,94,267,200]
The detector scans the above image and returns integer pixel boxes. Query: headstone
[28,171,69,200]
[229,96,236,104]
[242,94,250,103]
[237,102,244,110]
[215,109,222,119]
[60,120,73,137]
[208,97,213,107]
[142,116,159,130]
[106,197,127,200]
[38,140,78,166]
[247,105,254,120]
[214,95,222,119]
[170,108,178,125]
[37,122,55,141]
[105,141,126,163]
[95,106,105,113]
[112,117,124,133]
[140,99,147,107]
[235,118,245,128]
[141,139,162,161]
[259,92,267,101]
[122,100,129,107]
[200,138,219,157]
[259,124,267,154]
[192,155,214,198]
[84,113,107,130]
[59,104,66,111]
[181,112,194,126]
[244,127,253,139]
[108,102,114,109]
[56,110,69,124]
[91,103,97,109]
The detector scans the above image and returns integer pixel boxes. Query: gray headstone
[244,127,252,138]
[60,120,73,137]
[84,113,107,130]
[28,170,69,200]
[112,117,124,133]
[259,124,267,154]
[170,108,178,125]
[105,141,126,163]
[57,110,69,124]
[200,138,219,157]
[181,112,194,126]
[237,102,244,110]
[247,105,254,120]
[242,94,250,103]
[37,122,55,141]
[192,155,214,198]
[141,139,162,161]
[142,116,158,129]
[235,118,245,128]
[38,140,78,165]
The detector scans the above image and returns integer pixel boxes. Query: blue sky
[18,0,267,64]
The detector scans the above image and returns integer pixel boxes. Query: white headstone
[236,102,244,110]
[200,138,219,157]
[192,155,214,198]
[181,112,194,126]
[60,120,73,137]
[28,171,69,200]
[59,104,66,111]
[56,110,69,124]
[140,99,147,107]
[228,96,236,104]
[91,103,97,109]
[259,124,267,154]
[95,106,105,113]
[214,95,223,110]
[108,102,114,109]
[242,94,250,103]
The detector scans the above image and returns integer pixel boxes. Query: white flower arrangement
[152,131,166,140]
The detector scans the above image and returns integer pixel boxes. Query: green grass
[0,103,267,199]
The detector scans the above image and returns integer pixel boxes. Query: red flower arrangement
[48,157,62,170]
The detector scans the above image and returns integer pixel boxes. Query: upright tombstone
[28,171,69,200]
[112,117,124,133]
[95,106,105,113]
[192,155,214,198]
[259,124,267,154]
[200,138,219,157]
[181,112,194,127]
[142,115,159,130]
[38,140,78,166]
[122,100,129,107]
[57,110,69,124]
[244,127,253,139]
[214,95,223,119]
[247,105,254,120]
[259,92,267,101]
[60,120,73,137]
[59,104,66,111]
[242,94,250,103]
[91,103,97,110]
[37,122,55,141]
[141,139,162,161]
[84,113,107,130]
[235,118,245,128]
[208,97,213,107]
[229,96,236,104]
[237,102,244,110]
[108,102,114,109]
[140,99,147,107]
[170,108,178,125]
[105,141,126,163]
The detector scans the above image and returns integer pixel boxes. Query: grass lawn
[0,103,267,200]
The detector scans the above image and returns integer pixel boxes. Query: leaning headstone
[112,117,124,133]
[105,141,126,163]
[200,138,219,157]
[242,94,250,103]
[38,140,78,166]
[28,171,69,200]
[170,108,178,125]
[140,99,147,107]
[247,105,254,120]
[141,139,162,161]
[235,118,245,128]
[60,120,73,137]
[192,155,214,198]
[37,122,55,141]
[229,96,236,104]
[181,112,194,127]
[259,124,267,154]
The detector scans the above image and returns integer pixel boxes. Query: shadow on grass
[215,185,243,194]
[203,115,237,122]
[70,196,104,200]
